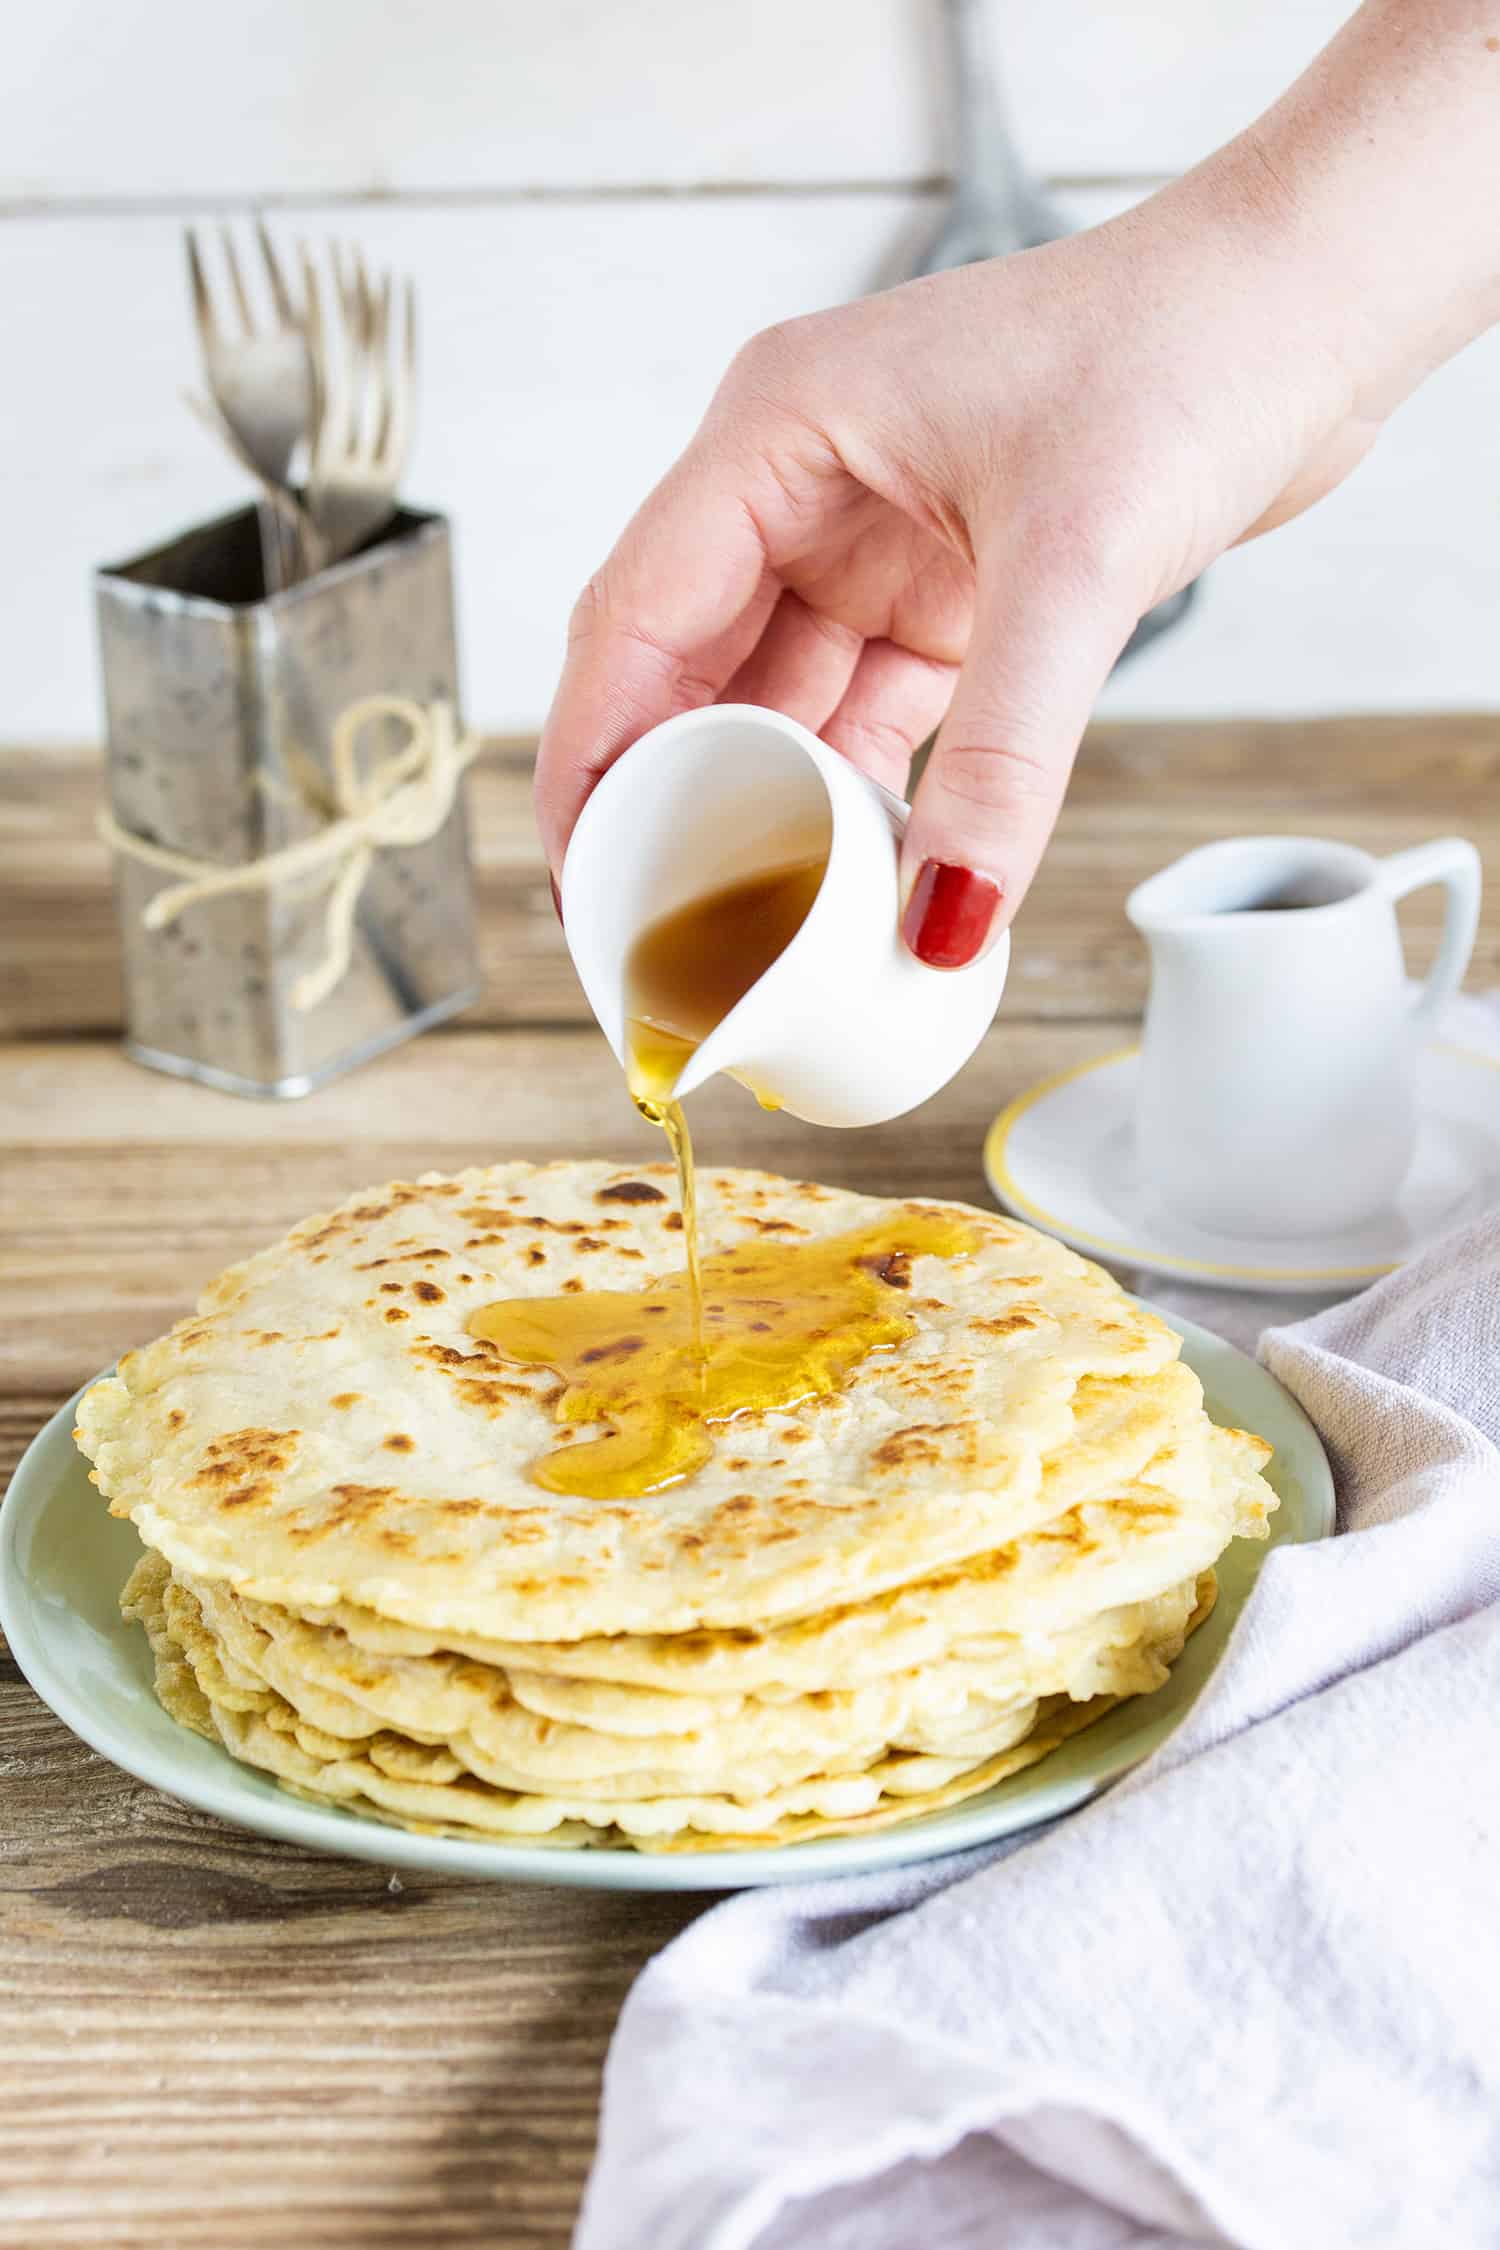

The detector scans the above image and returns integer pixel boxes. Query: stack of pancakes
[76,1163,1276,1852]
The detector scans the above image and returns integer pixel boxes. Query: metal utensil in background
[181,387,327,576]
[911,0,1067,274]
[910,0,1197,660]
[185,220,317,591]
[304,246,417,566]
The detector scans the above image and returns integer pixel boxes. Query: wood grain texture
[5,716,1499,1041]
[1,718,1494,2247]
[0,1716,704,2248]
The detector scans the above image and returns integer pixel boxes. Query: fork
[181,386,326,577]
[304,245,416,566]
[186,219,317,590]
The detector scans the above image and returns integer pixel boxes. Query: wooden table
[4,718,1497,2248]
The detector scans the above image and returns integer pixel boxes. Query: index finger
[534,449,776,876]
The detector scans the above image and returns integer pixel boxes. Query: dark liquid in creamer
[467,851,978,1498]
[625,853,829,1358]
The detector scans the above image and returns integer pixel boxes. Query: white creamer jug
[1126,835,1481,1238]
[561,703,1010,1128]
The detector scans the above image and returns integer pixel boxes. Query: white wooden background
[5,0,1497,739]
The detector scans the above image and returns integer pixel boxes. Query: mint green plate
[0,1312,1332,1889]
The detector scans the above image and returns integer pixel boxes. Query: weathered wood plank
[0,1688,703,2248]
[2,712,1494,2250]
[4,717,1497,1038]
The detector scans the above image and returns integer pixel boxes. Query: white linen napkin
[575,997,1500,2250]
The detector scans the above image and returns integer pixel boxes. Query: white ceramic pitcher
[1126,835,1481,1238]
[561,703,1010,1128]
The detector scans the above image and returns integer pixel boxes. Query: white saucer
[985,1042,1500,1294]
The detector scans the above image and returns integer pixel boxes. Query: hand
[535,1,1500,964]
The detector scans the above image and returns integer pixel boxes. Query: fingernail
[549,875,564,927]
[901,860,1003,969]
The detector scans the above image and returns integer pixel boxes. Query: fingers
[535,450,775,874]
[900,541,1137,967]
[822,639,958,797]
[720,591,864,732]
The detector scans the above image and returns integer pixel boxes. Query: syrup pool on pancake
[468,847,984,1498]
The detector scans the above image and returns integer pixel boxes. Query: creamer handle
[1376,839,1482,1026]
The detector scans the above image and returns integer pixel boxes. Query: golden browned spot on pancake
[383,1307,410,1324]
[413,1281,446,1304]
[219,1484,272,1511]
[527,1247,547,1267]
[166,1409,185,1432]
[463,1208,601,1235]
[357,1247,453,1271]
[871,1423,956,1472]
[502,1516,549,1544]
[417,1344,468,1369]
[190,1428,299,1489]
[455,1377,540,1413]
[664,1213,684,1232]
[312,1483,400,1529]
[974,1308,1049,1337]
[330,1392,363,1409]
[1112,1496,1179,1525]
[1033,1508,1099,1555]
[383,1434,416,1454]
[596,1179,667,1204]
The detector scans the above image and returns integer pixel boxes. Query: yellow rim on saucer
[984,1042,1498,1285]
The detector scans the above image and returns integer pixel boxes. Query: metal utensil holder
[95,505,481,1098]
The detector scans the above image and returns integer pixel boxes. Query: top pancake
[75,1162,1186,1640]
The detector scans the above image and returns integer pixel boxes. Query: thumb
[900,542,1137,967]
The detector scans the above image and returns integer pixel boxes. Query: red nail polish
[901,860,1002,969]
[549,875,564,927]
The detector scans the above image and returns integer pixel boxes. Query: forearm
[1211,0,1500,412]
[537,0,1500,930]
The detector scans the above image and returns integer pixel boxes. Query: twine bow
[99,695,481,1011]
